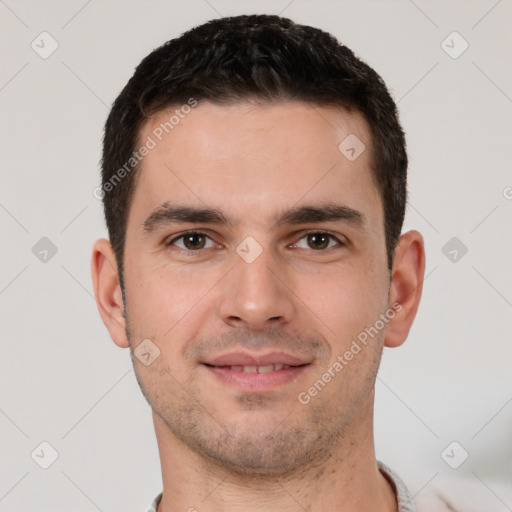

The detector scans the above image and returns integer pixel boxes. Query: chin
[183,419,339,478]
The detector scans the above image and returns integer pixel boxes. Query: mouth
[204,363,297,373]
[202,352,311,392]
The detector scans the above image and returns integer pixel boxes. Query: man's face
[123,101,391,474]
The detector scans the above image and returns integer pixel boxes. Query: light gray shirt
[145,460,416,512]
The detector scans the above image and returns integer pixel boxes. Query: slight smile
[202,351,312,392]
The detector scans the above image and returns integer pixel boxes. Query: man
[91,14,425,511]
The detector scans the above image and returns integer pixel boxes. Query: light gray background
[1,0,511,510]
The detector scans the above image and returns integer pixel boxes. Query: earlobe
[91,239,129,348]
[384,230,426,348]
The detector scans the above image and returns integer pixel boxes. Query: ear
[91,238,129,348]
[385,230,426,348]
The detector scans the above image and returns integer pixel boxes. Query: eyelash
[165,230,346,252]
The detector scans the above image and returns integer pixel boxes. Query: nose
[218,247,295,331]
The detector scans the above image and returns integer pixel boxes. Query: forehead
[129,101,381,228]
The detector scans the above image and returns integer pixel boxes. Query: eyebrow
[142,202,365,234]
[275,204,364,227]
[142,203,230,234]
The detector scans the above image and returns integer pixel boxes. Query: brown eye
[183,233,206,250]
[306,233,330,250]
[293,232,343,251]
[168,232,215,251]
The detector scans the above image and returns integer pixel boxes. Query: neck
[153,393,397,512]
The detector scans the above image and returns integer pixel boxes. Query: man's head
[92,15,424,477]
[100,14,407,289]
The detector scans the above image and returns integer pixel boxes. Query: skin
[92,101,425,511]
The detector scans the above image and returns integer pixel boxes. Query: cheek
[294,261,389,345]
[124,257,221,343]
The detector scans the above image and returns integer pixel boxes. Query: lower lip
[204,365,309,392]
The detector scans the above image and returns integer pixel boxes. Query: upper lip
[204,351,310,367]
